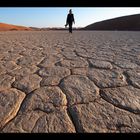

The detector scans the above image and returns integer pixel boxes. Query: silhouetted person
[65,9,75,33]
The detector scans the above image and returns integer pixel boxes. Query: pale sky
[0,7,140,28]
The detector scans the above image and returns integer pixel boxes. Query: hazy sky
[0,7,140,28]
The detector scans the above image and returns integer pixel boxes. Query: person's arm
[73,14,75,24]
[66,14,69,25]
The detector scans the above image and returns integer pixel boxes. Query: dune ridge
[84,14,140,30]
[0,22,32,31]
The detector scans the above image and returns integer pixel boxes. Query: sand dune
[84,14,140,30]
[0,22,32,31]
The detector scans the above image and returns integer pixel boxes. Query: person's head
[69,9,72,14]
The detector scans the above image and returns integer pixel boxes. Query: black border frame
[0,0,140,7]
[0,0,140,138]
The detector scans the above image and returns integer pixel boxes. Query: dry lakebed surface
[0,31,140,133]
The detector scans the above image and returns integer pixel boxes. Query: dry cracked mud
[0,31,140,133]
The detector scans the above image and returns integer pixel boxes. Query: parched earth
[0,31,140,133]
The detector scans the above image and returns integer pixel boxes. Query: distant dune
[30,27,41,31]
[84,14,140,31]
[0,23,32,31]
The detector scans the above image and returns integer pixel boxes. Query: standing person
[65,9,75,33]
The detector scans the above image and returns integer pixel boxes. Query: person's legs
[69,23,72,33]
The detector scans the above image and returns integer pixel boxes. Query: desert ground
[0,31,140,133]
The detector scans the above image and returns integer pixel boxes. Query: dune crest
[0,22,32,31]
[84,14,140,30]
